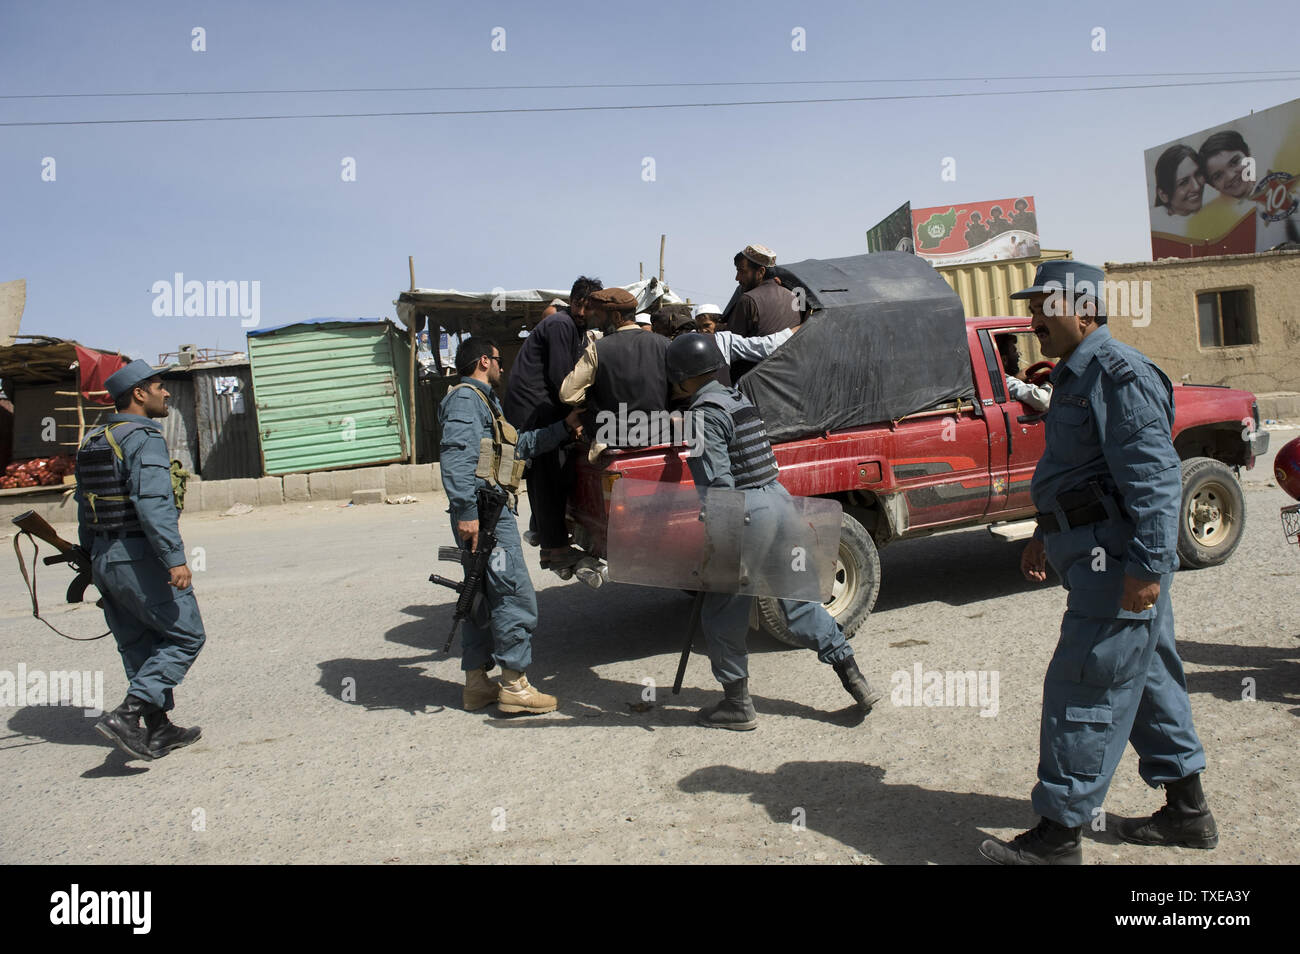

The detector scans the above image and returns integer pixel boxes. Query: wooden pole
[658,235,665,282]
[639,262,644,281]
[407,256,418,464]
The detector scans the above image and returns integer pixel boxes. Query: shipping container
[247,319,412,476]
[935,248,1072,318]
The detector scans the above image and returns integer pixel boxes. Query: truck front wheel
[757,510,881,646]
[1177,456,1246,569]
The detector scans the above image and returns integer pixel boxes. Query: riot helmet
[666,332,724,383]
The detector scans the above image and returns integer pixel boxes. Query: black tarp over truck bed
[737,251,974,442]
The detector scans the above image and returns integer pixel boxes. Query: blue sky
[3,0,1298,360]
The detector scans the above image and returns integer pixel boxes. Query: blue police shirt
[1030,326,1180,583]
[685,381,740,490]
[76,413,187,569]
[438,377,569,524]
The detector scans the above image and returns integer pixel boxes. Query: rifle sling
[11,533,110,641]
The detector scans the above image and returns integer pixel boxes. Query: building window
[1197,288,1256,348]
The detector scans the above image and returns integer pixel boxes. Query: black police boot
[697,679,758,731]
[94,694,155,761]
[144,707,202,758]
[832,657,883,713]
[1115,774,1218,849]
[979,817,1083,865]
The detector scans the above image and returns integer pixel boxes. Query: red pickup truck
[564,254,1268,644]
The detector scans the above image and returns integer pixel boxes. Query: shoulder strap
[1097,344,1138,385]
[102,421,151,461]
[447,383,517,444]
[79,425,109,451]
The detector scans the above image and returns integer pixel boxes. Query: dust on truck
[565,252,1269,645]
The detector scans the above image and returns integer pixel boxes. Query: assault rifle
[12,510,93,603]
[430,486,509,654]
[11,510,109,640]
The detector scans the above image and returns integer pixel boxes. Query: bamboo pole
[658,235,665,282]
[55,389,108,446]
[407,257,418,464]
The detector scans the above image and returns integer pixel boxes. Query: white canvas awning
[394,278,685,332]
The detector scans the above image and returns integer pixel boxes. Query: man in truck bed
[666,332,883,730]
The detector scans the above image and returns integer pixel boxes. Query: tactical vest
[447,383,526,492]
[76,421,149,532]
[692,387,779,489]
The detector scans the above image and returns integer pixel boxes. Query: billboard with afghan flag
[909,197,1039,266]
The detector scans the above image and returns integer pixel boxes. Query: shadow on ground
[315,581,876,727]
[677,760,1038,865]
[874,527,1050,613]
[2,705,149,777]
[1178,637,1300,713]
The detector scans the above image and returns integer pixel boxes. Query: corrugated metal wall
[193,366,261,479]
[248,322,410,475]
[936,249,1072,318]
[159,375,198,472]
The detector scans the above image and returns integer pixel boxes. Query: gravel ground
[1,429,1296,865]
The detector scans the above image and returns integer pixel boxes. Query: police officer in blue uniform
[439,337,583,714]
[666,333,882,729]
[979,261,1216,864]
[79,359,205,761]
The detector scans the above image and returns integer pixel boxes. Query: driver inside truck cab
[996,333,1052,412]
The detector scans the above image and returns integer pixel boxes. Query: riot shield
[606,478,841,601]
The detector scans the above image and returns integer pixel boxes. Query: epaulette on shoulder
[1098,345,1138,385]
[443,383,491,413]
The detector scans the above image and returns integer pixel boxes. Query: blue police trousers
[702,593,854,685]
[93,544,206,712]
[450,509,537,674]
[1031,571,1207,828]
[699,482,854,684]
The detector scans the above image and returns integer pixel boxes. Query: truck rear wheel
[1177,456,1246,569]
[757,510,880,646]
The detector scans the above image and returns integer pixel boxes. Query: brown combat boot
[497,669,558,714]
[463,667,499,711]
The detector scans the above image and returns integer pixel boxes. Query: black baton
[673,589,705,695]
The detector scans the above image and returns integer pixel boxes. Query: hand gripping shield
[606,478,841,601]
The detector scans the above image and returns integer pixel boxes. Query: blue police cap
[104,359,163,401]
[1010,259,1107,320]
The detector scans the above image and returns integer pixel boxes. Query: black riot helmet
[666,332,725,383]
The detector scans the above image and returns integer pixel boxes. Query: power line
[3,68,1298,100]
[3,74,1298,128]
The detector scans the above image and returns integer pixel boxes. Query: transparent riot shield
[606,478,841,601]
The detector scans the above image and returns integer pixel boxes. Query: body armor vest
[76,422,148,532]
[692,387,779,489]
[448,383,526,493]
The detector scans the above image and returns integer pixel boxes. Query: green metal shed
[247,319,412,476]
